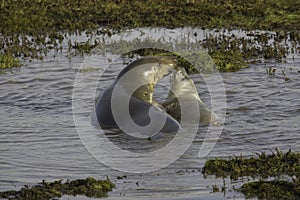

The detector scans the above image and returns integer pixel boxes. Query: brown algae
[202,149,300,199]
[0,177,115,200]
[240,180,300,200]
[202,148,300,180]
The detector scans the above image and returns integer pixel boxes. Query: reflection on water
[0,28,300,200]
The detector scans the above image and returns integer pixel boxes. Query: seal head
[163,68,218,123]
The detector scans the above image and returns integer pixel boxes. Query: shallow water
[0,28,300,200]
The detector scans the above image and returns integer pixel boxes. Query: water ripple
[0,54,299,199]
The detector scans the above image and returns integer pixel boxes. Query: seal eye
[181,76,188,81]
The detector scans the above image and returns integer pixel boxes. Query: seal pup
[94,56,181,135]
[162,68,218,123]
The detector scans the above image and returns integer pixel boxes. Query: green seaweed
[240,180,300,200]
[202,149,300,199]
[0,177,115,200]
[202,148,300,180]
[0,53,20,69]
[209,50,247,72]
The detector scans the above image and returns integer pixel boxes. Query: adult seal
[163,68,218,123]
[93,56,181,137]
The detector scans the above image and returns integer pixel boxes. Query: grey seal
[94,56,181,134]
[162,68,218,123]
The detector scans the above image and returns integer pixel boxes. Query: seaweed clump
[240,180,300,200]
[202,148,300,180]
[0,53,20,69]
[202,148,300,199]
[0,177,115,200]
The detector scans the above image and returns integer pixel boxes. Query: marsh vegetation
[0,0,299,70]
